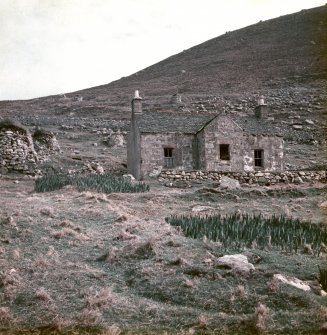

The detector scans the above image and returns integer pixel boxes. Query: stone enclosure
[0,120,60,173]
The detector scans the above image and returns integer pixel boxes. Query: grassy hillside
[76,4,327,99]
[0,5,326,117]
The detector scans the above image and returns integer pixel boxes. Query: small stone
[305,119,314,125]
[293,125,303,130]
[293,176,303,184]
[192,205,215,213]
[123,174,135,181]
[319,201,327,208]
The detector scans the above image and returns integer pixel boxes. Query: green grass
[166,213,327,255]
[34,173,150,194]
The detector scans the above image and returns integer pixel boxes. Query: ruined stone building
[127,91,284,180]
[0,120,60,173]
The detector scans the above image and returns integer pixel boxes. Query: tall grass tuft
[166,213,327,255]
[35,173,149,193]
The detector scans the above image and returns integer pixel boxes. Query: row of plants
[166,213,327,255]
[35,173,149,193]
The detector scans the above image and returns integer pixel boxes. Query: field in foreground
[0,175,327,335]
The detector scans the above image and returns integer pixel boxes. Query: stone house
[127,91,284,180]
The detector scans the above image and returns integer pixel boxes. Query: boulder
[123,174,136,181]
[216,254,255,273]
[220,176,240,189]
[273,274,311,291]
[319,201,327,208]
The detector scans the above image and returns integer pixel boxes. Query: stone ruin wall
[33,133,60,157]
[0,130,38,173]
[0,128,60,174]
[158,169,326,185]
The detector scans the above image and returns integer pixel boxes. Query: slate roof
[231,115,283,136]
[137,112,214,134]
[137,111,282,136]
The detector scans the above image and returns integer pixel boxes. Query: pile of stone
[82,162,104,174]
[103,129,126,147]
[158,170,326,185]
[0,127,38,173]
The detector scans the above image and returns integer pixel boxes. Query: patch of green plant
[166,213,327,255]
[35,173,149,193]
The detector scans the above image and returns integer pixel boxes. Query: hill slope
[76,4,327,100]
[0,5,326,111]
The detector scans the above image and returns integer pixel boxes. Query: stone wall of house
[197,115,284,172]
[140,133,195,178]
[243,135,284,172]
[158,169,326,185]
[0,129,38,173]
[199,115,245,171]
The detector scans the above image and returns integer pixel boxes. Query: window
[254,149,264,167]
[220,144,230,160]
[164,147,174,168]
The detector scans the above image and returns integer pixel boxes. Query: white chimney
[132,90,142,116]
[258,95,266,106]
[255,95,268,119]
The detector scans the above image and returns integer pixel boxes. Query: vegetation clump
[166,213,327,255]
[0,118,29,135]
[32,127,53,141]
[35,173,149,194]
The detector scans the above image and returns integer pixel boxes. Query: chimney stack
[255,95,268,119]
[132,90,142,116]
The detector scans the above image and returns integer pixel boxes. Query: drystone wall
[33,132,60,157]
[0,130,38,173]
[0,128,60,174]
[158,169,326,185]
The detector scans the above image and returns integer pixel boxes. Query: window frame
[163,147,174,168]
[254,149,264,168]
